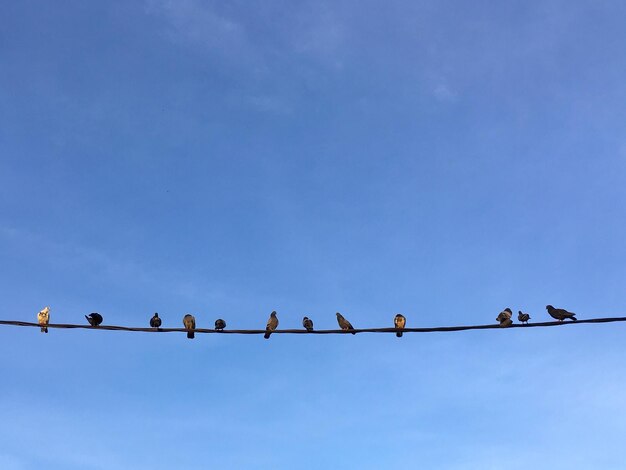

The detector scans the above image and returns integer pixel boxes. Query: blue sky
[2,1,626,468]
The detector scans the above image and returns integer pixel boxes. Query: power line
[1,316,626,335]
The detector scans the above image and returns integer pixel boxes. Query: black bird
[183,314,196,339]
[336,312,355,334]
[518,310,531,324]
[394,314,406,337]
[264,311,278,339]
[215,319,226,331]
[546,305,577,322]
[302,316,314,331]
[150,313,162,328]
[85,312,103,327]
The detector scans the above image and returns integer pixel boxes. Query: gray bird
[37,306,50,333]
[336,312,355,334]
[215,318,226,331]
[394,313,406,337]
[546,305,577,322]
[302,316,314,331]
[264,311,278,339]
[496,308,513,327]
[518,310,531,324]
[85,312,103,327]
[183,314,196,339]
[150,313,162,328]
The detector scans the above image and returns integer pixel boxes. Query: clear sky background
[2,1,626,468]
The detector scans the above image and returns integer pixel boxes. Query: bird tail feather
[571,316,578,321]
[264,331,271,339]
[396,331,403,338]
[187,331,194,339]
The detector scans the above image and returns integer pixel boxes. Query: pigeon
[394,313,406,337]
[37,306,50,333]
[336,312,355,334]
[85,312,103,327]
[496,308,513,327]
[150,313,162,328]
[264,311,278,339]
[183,314,196,339]
[215,319,226,331]
[546,305,577,322]
[518,310,531,324]
[302,316,314,331]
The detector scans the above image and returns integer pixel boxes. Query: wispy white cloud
[145,0,247,56]
[433,82,457,102]
[0,225,226,306]
[145,0,347,70]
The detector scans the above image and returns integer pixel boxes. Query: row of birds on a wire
[34,305,579,337]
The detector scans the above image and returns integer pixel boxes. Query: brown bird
[336,312,355,334]
[496,308,513,327]
[37,306,50,333]
[150,312,162,328]
[518,310,531,324]
[394,313,406,337]
[546,305,577,322]
[264,311,278,339]
[183,314,196,339]
[302,316,314,331]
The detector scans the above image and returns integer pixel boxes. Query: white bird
[37,306,50,333]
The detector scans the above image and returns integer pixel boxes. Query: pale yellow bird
[37,306,50,333]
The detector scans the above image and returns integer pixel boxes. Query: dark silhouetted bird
[264,311,278,339]
[518,310,530,324]
[215,319,226,331]
[150,313,162,328]
[37,306,50,333]
[85,312,103,327]
[302,316,314,331]
[496,308,513,327]
[336,312,355,334]
[183,314,196,339]
[394,313,406,337]
[546,305,577,322]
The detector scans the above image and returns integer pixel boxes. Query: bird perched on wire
[394,313,406,337]
[183,314,196,339]
[215,319,226,331]
[150,313,161,328]
[85,312,103,327]
[302,316,314,331]
[518,310,531,324]
[264,311,278,339]
[496,308,513,327]
[336,312,355,334]
[37,306,50,333]
[546,305,577,322]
